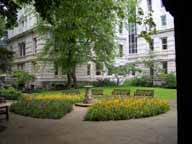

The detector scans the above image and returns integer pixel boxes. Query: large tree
[1,0,156,88]
[37,0,127,88]
[37,0,156,88]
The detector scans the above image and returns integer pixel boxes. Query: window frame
[119,44,123,57]
[33,37,37,54]
[161,37,168,50]
[161,15,167,26]
[87,64,91,76]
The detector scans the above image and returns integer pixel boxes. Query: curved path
[0,100,177,144]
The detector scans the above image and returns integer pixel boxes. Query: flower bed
[25,93,83,104]
[10,94,83,119]
[84,97,170,121]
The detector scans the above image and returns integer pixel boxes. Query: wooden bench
[62,90,80,95]
[134,89,154,97]
[92,89,104,99]
[92,89,104,96]
[112,89,130,97]
[0,96,9,120]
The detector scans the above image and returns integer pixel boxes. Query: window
[96,63,102,75]
[161,37,167,50]
[129,23,137,54]
[162,61,168,74]
[18,42,26,57]
[128,5,137,54]
[147,0,152,11]
[119,44,123,57]
[119,21,123,33]
[161,15,167,26]
[87,64,91,76]
[149,39,154,51]
[17,63,24,70]
[33,38,37,54]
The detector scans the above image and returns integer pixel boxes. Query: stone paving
[0,100,177,144]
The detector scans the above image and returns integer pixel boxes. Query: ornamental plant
[10,93,83,119]
[85,97,170,121]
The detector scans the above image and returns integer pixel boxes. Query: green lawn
[31,86,176,100]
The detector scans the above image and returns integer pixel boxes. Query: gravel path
[0,100,177,144]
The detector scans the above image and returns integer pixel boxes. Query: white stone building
[7,0,175,87]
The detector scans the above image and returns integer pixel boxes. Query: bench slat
[134,89,154,97]
[112,89,130,96]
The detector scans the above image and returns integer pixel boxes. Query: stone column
[83,85,93,104]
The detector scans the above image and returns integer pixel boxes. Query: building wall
[114,0,175,75]
[7,0,176,87]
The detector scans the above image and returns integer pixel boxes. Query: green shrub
[0,86,22,100]
[92,79,117,87]
[30,88,48,93]
[11,70,35,90]
[85,97,170,121]
[123,76,153,87]
[159,73,176,89]
[10,99,73,119]
[49,82,65,90]
[76,81,90,88]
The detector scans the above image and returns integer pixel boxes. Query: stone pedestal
[83,85,93,104]
[75,85,94,107]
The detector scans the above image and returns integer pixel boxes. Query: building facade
[7,0,175,87]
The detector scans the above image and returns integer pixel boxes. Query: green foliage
[92,79,117,87]
[62,89,80,95]
[75,81,91,88]
[0,86,22,100]
[108,63,142,76]
[159,73,176,89]
[85,97,170,121]
[123,76,153,87]
[10,99,73,119]
[0,0,57,28]
[0,48,14,73]
[0,0,20,28]
[35,0,156,88]
[137,11,157,43]
[50,82,65,90]
[11,70,35,86]
[0,16,6,38]
[37,0,122,70]
[107,63,142,85]
[28,86,176,100]
[124,73,176,89]
[29,88,47,93]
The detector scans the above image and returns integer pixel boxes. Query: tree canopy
[36,0,156,88]
[1,0,157,88]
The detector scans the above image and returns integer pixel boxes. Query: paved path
[0,100,177,144]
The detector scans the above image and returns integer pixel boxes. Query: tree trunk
[65,72,72,89]
[115,75,120,86]
[71,68,77,88]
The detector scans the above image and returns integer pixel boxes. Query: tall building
[7,0,175,87]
